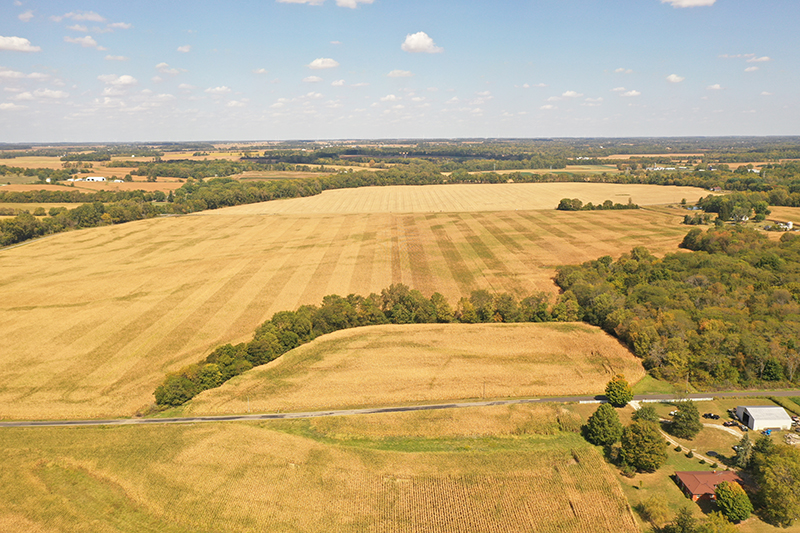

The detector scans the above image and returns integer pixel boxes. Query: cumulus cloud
[15,88,69,99]
[205,86,232,95]
[707,84,722,90]
[253,68,268,74]
[401,32,443,53]
[177,45,191,53]
[745,66,759,72]
[308,58,339,69]
[621,90,641,97]
[105,55,127,61]
[108,22,132,30]
[380,94,399,102]
[99,74,137,86]
[18,10,33,22]
[562,90,583,98]
[67,24,88,32]
[156,62,181,75]
[761,91,772,96]
[611,87,627,92]
[0,67,47,79]
[64,35,103,49]
[747,56,771,62]
[666,74,685,83]
[615,67,632,74]
[331,79,345,86]
[53,11,106,22]
[277,0,324,5]
[661,0,715,7]
[226,100,246,107]
[0,102,26,110]
[335,0,374,7]
[540,104,555,110]
[0,35,41,52]
[388,69,413,78]
[303,76,323,83]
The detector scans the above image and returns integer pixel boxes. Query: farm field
[0,406,639,533]
[185,322,645,415]
[1,184,694,420]
[211,182,709,215]
[471,165,621,176]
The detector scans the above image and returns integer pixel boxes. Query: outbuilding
[85,176,106,182]
[736,405,793,431]
[675,471,743,501]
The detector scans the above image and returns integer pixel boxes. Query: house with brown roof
[674,471,743,501]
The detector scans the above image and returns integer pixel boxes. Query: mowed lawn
[0,406,639,533]
[187,322,645,415]
[1,183,694,420]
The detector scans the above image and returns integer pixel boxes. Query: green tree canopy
[670,400,703,440]
[584,403,623,446]
[714,481,753,523]
[753,443,800,527]
[620,420,668,473]
[632,404,659,423]
[605,374,634,407]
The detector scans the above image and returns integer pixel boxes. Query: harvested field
[187,322,644,415]
[0,412,639,533]
[1,185,689,419]
[210,182,709,215]
[0,181,184,194]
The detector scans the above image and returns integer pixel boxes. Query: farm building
[735,406,793,431]
[85,176,106,182]
[674,471,743,502]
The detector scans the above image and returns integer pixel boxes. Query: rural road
[1,390,798,429]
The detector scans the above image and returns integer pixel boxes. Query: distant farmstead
[736,406,793,431]
[675,471,743,501]
[85,176,106,182]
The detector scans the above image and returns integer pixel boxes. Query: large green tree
[605,374,634,407]
[714,481,753,523]
[670,400,703,440]
[584,403,623,446]
[753,444,800,527]
[619,420,668,472]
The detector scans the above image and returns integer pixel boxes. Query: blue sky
[0,0,797,142]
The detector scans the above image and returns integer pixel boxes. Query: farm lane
[2,389,799,428]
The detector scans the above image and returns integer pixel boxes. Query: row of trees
[154,285,558,406]
[556,198,639,211]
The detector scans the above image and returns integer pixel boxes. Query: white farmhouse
[736,405,793,431]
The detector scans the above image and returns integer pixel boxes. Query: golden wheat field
[212,182,708,214]
[0,407,639,533]
[1,183,693,420]
[187,322,644,415]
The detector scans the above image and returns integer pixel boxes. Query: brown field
[213,182,708,215]
[0,156,66,169]
[187,322,645,415]
[0,408,639,533]
[0,184,697,419]
[0,180,185,194]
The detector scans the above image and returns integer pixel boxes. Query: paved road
[1,390,798,429]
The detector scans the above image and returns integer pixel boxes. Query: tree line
[154,284,556,407]
[556,198,639,211]
[555,226,800,389]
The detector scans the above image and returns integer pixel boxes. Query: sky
[0,0,798,142]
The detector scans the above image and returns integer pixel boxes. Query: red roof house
[674,471,743,501]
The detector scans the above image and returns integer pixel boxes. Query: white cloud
[308,58,339,69]
[380,94,399,102]
[0,102,26,110]
[0,67,46,79]
[562,90,583,98]
[178,83,194,90]
[621,90,641,97]
[745,66,759,72]
[226,100,246,107]
[302,92,323,99]
[352,82,369,87]
[18,10,33,22]
[747,56,771,63]
[108,22,131,30]
[547,96,561,102]
[55,11,106,22]
[388,69,413,78]
[253,68,268,74]
[64,35,102,48]
[177,45,191,53]
[331,79,345,86]
[611,86,626,92]
[614,67,632,74]
[330,40,341,45]
[156,62,181,75]
[99,74,137,86]
[335,0,374,7]
[761,91,772,96]
[585,97,603,103]
[32,88,69,99]
[276,0,325,5]
[707,84,722,90]
[401,32,443,53]
[105,55,127,61]
[205,86,232,95]
[666,74,685,83]
[12,92,34,101]
[0,35,41,52]
[660,0,715,7]
[540,104,555,110]
[303,76,323,83]
[67,24,89,32]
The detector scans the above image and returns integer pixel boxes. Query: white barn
[85,176,106,182]
[736,406,793,431]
